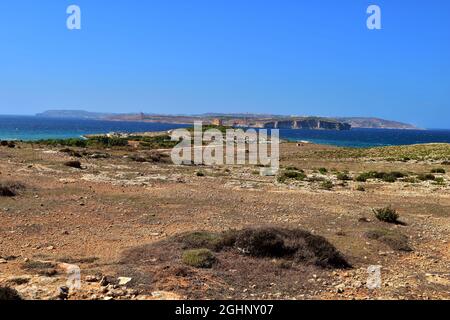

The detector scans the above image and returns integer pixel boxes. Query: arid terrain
[0,139,449,300]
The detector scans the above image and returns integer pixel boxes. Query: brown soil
[0,142,449,300]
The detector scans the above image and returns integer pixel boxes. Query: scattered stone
[335,284,345,293]
[57,286,69,300]
[118,277,132,286]
[85,275,100,283]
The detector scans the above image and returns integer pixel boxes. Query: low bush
[433,177,445,185]
[403,177,419,183]
[320,180,333,190]
[307,176,325,182]
[355,173,370,182]
[0,286,22,300]
[373,206,399,223]
[417,173,436,181]
[355,171,407,183]
[182,249,216,268]
[365,229,412,251]
[21,260,58,276]
[277,170,306,183]
[356,185,365,192]
[0,181,25,197]
[431,168,446,174]
[177,228,350,269]
[336,172,352,181]
[64,160,82,169]
[235,229,285,257]
[36,138,88,148]
[178,232,224,251]
[87,136,129,147]
[318,168,328,174]
[230,228,350,268]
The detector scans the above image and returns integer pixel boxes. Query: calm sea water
[276,128,450,148]
[0,116,190,141]
[1,115,450,148]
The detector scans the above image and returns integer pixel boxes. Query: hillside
[35,110,419,130]
[336,117,419,129]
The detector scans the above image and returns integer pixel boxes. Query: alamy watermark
[66,5,381,31]
[170,122,280,174]
[67,5,81,30]
[367,5,382,30]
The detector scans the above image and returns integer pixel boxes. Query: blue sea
[0,116,190,141]
[1,115,450,148]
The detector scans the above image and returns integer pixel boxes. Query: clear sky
[0,0,449,128]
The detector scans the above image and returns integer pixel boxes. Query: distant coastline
[35,110,419,131]
[1,115,448,148]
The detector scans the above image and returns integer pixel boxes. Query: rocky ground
[0,141,449,300]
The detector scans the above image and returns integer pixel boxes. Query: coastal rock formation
[262,119,351,130]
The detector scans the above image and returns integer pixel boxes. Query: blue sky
[0,1,449,128]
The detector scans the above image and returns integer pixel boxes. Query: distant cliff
[335,117,419,129]
[36,110,112,119]
[260,118,351,130]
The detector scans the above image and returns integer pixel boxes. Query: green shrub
[36,138,88,148]
[431,168,446,174]
[404,177,419,183]
[417,173,436,181]
[182,249,216,268]
[336,173,351,181]
[355,171,406,183]
[381,174,397,183]
[277,170,306,183]
[355,173,370,182]
[433,177,445,185]
[318,168,328,174]
[196,171,205,177]
[178,232,224,251]
[320,180,333,190]
[373,206,399,223]
[389,171,407,178]
[87,136,129,147]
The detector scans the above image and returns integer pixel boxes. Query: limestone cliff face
[262,119,351,130]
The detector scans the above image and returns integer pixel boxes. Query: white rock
[117,277,132,286]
